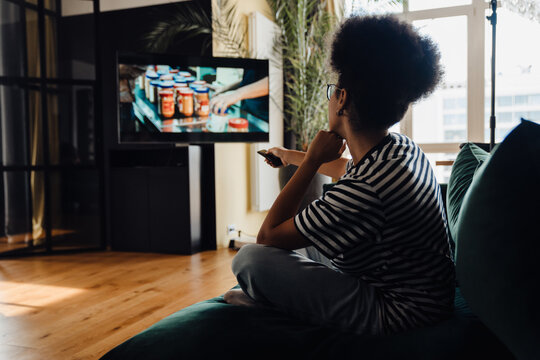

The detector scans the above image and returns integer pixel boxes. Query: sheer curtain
[26,9,59,246]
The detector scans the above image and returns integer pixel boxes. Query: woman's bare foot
[223,289,259,307]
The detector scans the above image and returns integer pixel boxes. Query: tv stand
[109,144,216,254]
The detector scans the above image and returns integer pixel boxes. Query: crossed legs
[224,244,383,335]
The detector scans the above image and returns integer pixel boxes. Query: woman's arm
[257,131,345,248]
[267,147,348,179]
[256,157,319,249]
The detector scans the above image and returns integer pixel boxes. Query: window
[484,7,540,142]
[443,113,466,126]
[497,96,513,107]
[515,95,528,105]
[443,98,467,110]
[408,0,471,11]
[529,111,540,120]
[411,15,468,144]
[444,129,466,141]
[530,94,540,105]
[497,112,513,123]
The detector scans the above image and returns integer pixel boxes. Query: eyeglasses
[326,84,342,101]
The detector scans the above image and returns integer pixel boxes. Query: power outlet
[227,224,236,236]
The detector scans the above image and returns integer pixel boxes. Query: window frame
[395,0,491,154]
[395,0,489,153]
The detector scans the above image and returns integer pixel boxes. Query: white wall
[213,0,277,247]
[248,11,283,211]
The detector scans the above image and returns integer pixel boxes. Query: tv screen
[117,52,269,143]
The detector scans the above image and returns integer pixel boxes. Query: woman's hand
[266,146,290,168]
[305,130,346,166]
[209,91,241,115]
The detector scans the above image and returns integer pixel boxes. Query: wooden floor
[0,248,238,360]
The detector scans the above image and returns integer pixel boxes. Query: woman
[224,15,455,336]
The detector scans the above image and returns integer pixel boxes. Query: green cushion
[101,287,511,360]
[456,119,540,360]
[447,143,490,258]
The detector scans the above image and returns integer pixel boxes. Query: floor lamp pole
[487,0,498,151]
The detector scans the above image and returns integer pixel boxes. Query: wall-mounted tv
[117,52,269,144]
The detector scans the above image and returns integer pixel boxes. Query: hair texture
[330,15,443,130]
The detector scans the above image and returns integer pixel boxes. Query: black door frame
[0,0,106,258]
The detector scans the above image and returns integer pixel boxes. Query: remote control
[257,149,283,167]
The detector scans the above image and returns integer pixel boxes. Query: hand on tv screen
[209,92,241,115]
[209,76,269,115]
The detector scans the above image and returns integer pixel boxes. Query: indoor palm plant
[267,0,339,152]
[266,0,340,201]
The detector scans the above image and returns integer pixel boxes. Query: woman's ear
[337,88,348,114]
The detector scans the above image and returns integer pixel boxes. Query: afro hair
[330,15,443,130]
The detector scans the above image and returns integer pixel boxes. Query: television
[117,52,269,144]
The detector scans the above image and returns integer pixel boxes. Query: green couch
[100,287,509,359]
[102,120,540,360]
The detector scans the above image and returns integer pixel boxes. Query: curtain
[26,9,59,246]
[26,9,44,244]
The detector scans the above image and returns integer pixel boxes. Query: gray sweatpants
[232,244,384,335]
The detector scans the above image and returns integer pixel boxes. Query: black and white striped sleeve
[294,179,386,259]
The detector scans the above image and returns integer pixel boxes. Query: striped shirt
[294,132,455,334]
